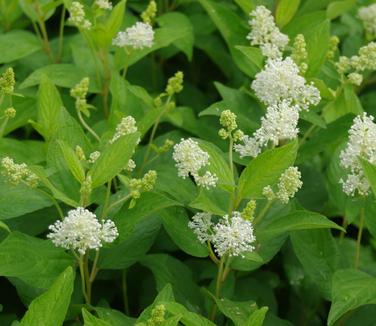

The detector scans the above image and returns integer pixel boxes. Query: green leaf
[82,309,112,326]
[328,269,376,326]
[0,232,74,289]
[58,141,85,183]
[360,159,376,198]
[20,64,100,92]
[290,229,340,299]
[0,221,10,233]
[92,0,126,48]
[327,0,356,20]
[89,132,140,188]
[162,302,215,326]
[247,307,269,326]
[160,207,208,258]
[0,30,41,63]
[36,75,63,140]
[195,139,234,191]
[140,254,202,308]
[198,0,257,77]
[234,46,264,77]
[0,178,52,220]
[237,141,298,199]
[95,307,135,326]
[213,297,259,326]
[20,267,74,326]
[257,210,344,239]
[276,0,301,28]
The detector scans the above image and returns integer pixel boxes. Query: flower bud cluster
[70,78,90,115]
[110,116,138,144]
[1,157,39,188]
[141,0,157,25]
[218,110,244,142]
[68,2,92,30]
[0,68,15,95]
[129,170,157,199]
[291,34,308,74]
[262,166,303,204]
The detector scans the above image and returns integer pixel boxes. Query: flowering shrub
[1,0,376,325]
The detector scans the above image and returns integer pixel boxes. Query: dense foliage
[1,0,376,325]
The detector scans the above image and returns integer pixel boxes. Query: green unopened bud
[262,185,275,201]
[0,68,15,95]
[154,95,162,108]
[80,175,92,204]
[4,107,16,118]
[291,34,308,73]
[141,0,157,25]
[242,200,256,221]
[165,71,184,96]
[327,35,339,60]
[233,129,244,142]
[125,159,136,172]
[220,110,237,132]
[218,128,229,139]
[157,139,174,154]
[336,56,351,75]
[1,156,38,187]
[71,77,90,115]
[75,145,86,161]
[142,170,157,191]
[348,72,363,86]
[150,304,165,325]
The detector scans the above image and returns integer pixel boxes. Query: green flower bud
[141,0,157,25]
[4,107,16,118]
[75,145,86,161]
[0,68,15,95]
[165,71,184,96]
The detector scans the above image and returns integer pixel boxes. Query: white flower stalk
[234,101,300,158]
[251,57,321,110]
[358,4,376,37]
[95,0,112,10]
[188,212,213,243]
[1,157,38,187]
[339,113,376,196]
[68,2,92,30]
[110,116,138,144]
[247,5,289,59]
[262,166,303,203]
[113,22,154,49]
[173,138,217,189]
[47,207,118,255]
[212,212,256,257]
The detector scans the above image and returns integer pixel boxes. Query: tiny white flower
[88,151,101,164]
[188,212,213,243]
[68,1,92,30]
[113,22,154,49]
[251,57,321,110]
[339,113,376,196]
[47,207,118,255]
[247,6,289,59]
[358,4,376,37]
[234,135,261,158]
[212,212,256,257]
[95,0,112,10]
[276,166,303,204]
[110,116,138,144]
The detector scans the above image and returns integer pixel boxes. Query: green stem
[209,256,227,321]
[355,207,365,269]
[108,194,131,211]
[78,255,90,304]
[35,188,64,220]
[207,241,219,265]
[84,253,91,303]
[56,6,66,63]
[77,110,100,142]
[122,270,130,314]
[254,200,273,225]
[299,124,317,146]
[89,251,100,283]
[101,181,112,219]
[139,96,172,176]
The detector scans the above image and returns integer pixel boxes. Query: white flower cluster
[263,166,303,204]
[358,4,376,37]
[113,22,154,49]
[47,207,118,255]
[235,58,320,158]
[339,113,376,196]
[235,100,300,157]
[1,157,39,188]
[68,2,92,30]
[251,57,321,110]
[189,212,256,257]
[110,116,138,144]
[247,6,289,59]
[95,0,112,10]
[173,138,218,189]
